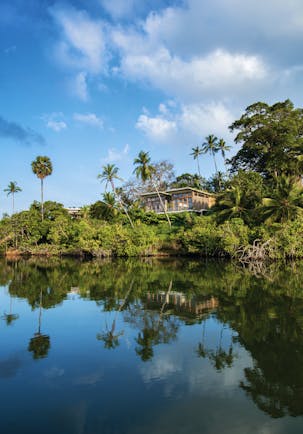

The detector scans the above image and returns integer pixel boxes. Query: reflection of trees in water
[97,280,134,349]
[3,258,303,416]
[28,289,50,359]
[196,321,237,371]
[126,280,179,361]
[2,295,19,326]
[217,285,303,418]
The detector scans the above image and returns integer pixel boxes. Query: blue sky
[1,0,303,214]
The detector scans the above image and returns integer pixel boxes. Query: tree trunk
[12,193,15,215]
[111,182,134,229]
[153,182,171,228]
[212,152,218,174]
[197,158,201,178]
[41,178,44,221]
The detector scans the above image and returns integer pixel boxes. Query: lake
[0,258,303,434]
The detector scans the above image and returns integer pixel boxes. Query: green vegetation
[1,99,303,259]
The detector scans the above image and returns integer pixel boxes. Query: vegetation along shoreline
[2,100,303,261]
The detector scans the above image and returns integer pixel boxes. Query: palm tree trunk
[41,178,44,221]
[153,182,171,228]
[12,193,15,215]
[111,182,134,229]
[212,151,218,174]
[197,158,201,178]
[38,289,42,335]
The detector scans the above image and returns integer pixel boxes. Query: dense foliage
[2,99,303,259]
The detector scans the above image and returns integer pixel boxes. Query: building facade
[140,187,216,213]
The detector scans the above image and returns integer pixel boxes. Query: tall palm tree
[202,134,219,174]
[31,156,53,220]
[4,181,22,214]
[133,151,171,227]
[190,146,203,177]
[261,176,303,223]
[218,138,231,170]
[98,164,134,228]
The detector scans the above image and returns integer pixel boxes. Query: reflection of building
[146,291,218,317]
[140,187,215,213]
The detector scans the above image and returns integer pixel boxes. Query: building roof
[140,186,215,198]
[166,187,215,196]
[140,191,171,197]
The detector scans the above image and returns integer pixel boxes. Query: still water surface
[0,258,303,434]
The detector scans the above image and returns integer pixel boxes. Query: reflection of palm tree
[97,280,134,349]
[2,295,19,326]
[196,323,236,371]
[28,289,50,359]
[135,280,177,361]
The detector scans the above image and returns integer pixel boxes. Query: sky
[1,0,303,214]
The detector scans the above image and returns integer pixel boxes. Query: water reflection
[28,289,50,359]
[0,258,303,428]
[2,294,19,325]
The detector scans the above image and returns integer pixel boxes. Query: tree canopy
[228,100,303,178]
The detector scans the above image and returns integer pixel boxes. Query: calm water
[1,258,303,434]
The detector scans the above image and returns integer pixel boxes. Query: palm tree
[202,134,219,174]
[133,151,171,227]
[215,185,250,223]
[190,146,203,177]
[261,176,303,223]
[218,138,231,170]
[4,181,22,214]
[98,164,134,228]
[31,156,53,220]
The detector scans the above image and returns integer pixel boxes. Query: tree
[4,181,22,215]
[133,151,171,227]
[90,193,118,221]
[218,139,231,170]
[202,135,219,174]
[190,146,203,177]
[214,185,250,223]
[228,100,303,178]
[261,176,303,223]
[31,156,53,220]
[206,171,228,193]
[98,164,134,228]
[170,173,207,190]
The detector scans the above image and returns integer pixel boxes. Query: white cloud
[136,101,234,144]
[73,113,104,128]
[100,0,137,19]
[101,144,130,164]
[180,102,234,138]
[42,112,67,132]
[136,112,177,141]
[72,71,88,101]
[112,24,269,102]
[51,6,106,74]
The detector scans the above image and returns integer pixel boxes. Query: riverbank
[2,201,303,260]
